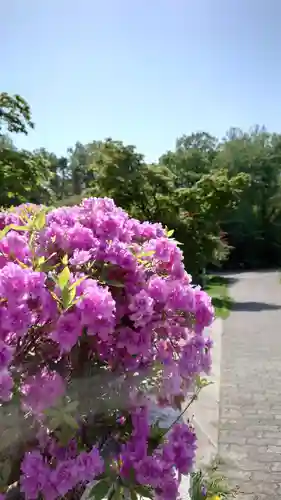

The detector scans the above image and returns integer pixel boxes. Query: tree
[0,93,52,207]
[84,136,249,281]
[215,127,281,268]
[160,132,217,188]
[0,148,52,206]
[0,92,33,135]
[68,142,89,195]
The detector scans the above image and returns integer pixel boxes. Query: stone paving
[218,271,281,499]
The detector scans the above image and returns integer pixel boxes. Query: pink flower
[51,312,81,352]
[21,370,65,415]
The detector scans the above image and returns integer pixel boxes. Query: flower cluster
[0,198,214,500]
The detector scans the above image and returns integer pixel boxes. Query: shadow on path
[231,301,281,312]
[208,274,238,286]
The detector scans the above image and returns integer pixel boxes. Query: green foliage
[79,136,249,280]
[204,275,233,319]
[189,461,236,499]
[0,145,53,207]
[215,127,281,269]
[0,92,33,135]
[2,90,281,274]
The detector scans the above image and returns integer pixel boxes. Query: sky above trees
[3,0,281,161]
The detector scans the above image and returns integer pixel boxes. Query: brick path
[218,271,281,500]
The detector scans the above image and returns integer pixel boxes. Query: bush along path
[0,199,216,500]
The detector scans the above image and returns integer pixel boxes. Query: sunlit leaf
[32,209,46,230]
[62,285,76,309]
[57,266,71,290]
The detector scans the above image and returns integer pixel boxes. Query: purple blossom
[129,290,154,327]
[148,276,169,303]
[0,263,29,303]
[20,451,51,499]
[75,447,104,482]
[2,303,33,338]
[135,456,163,488]
[194,287,215,331]
[0,230,31,264]
[103,240,136,270]
[0,211,21,230]
[77,280,116,340]
[163,423,197,474]
[0,198,215,500]
[0,340,13,368]
[51,312,81,352]
[50,460,77,497]
[117,326,151,356]
[64,224,95,252]
[167,281,195,312]
[179,335,213,380]
[22,369,65,415]
[70,249,93,266]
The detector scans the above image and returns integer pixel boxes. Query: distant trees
[2,91,281,275]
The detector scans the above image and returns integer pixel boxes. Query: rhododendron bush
[0,198,214,500]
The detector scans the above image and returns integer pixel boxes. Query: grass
[189,458,237,499]
[204,275,233,320]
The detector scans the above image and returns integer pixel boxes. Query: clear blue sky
[2,0,281,161]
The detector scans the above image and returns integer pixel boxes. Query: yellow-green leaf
[32,210,47,231]
[0,224,28,240]
[70,275,86,290]
[62,285,76,309]
[57,266,71,290]
[9,224,29,232]
[137,250,155,259]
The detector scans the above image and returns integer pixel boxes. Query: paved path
[218,271,281,500]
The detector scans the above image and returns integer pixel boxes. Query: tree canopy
[2,91,281,278]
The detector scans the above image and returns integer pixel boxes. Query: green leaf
[61,285,76,309]
[195,375,213,389]
[34,255,45,271]
[88,480,111,499]
[167,229,174,237]
[63,413,79,429]
[57,266,71,290]
[10,224,29,232]
[32,209,46,230]
[0,223,28,240]
[0,459,11,484]
[70,275,87,290]
[55,426,76,447]
[66,400,79,412]
[134,485,153,499]
[49,417,61,430]
[129,490,138,500]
